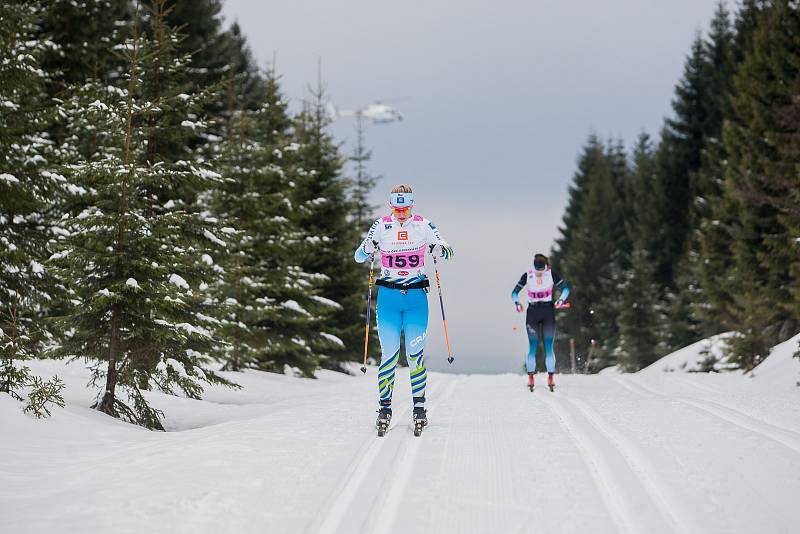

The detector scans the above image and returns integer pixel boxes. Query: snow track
[310,379,459,534]
[541,393,701,534]
[4,360,800,534]
[616,376,800,456]
[310,391,416,534]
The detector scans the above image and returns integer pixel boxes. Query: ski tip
[360,366,367,374]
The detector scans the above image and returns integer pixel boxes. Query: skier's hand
[515,302,524,313]
[555,298,565,309]
[429,244,454,260]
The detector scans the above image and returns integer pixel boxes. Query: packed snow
[1,335,799,534]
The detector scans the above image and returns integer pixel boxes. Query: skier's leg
[403,289,429,407]
[525,308,540,373]
[542,309,557,374]
[376,287,402,406]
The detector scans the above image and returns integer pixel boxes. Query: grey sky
[221,0,725,373]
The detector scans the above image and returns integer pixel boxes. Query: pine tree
[720,0,800,369]
[552,134,605,267]
[552,135,609,370]
[688,1,737,338]
[653,34,713,290]
[38,0,131,93]
[617,248,665,371]
[347,116,381,358]
[590,140,631,362]
[50,1,232,429]
[349,116,380,230]
[556,137,630,371]
[0,1,62,400]
[699,0,771,351]
[289,80,364,370]
[617,134,667,370]
[166,0,266,129]
[213,71,337,376]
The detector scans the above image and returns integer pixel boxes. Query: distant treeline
[552,0,800,373]
[0,0,377,428]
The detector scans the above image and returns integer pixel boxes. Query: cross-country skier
[354,184,454,435]
[511,253,570,391]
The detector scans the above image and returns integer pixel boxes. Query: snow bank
[750,333,800,389]
[639,333,735,375]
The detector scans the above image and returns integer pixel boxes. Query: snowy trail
[2,360,800,534]
[616,376,800,455]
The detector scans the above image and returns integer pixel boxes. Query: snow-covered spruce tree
[50,1,232,429]
[212,71,338,376]
[166,0,266,116]
[0,1,65,402]
[38,0,131,95]
[289,81,363,370]
[717,0,800,370]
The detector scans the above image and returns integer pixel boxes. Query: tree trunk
[96,306,121,415]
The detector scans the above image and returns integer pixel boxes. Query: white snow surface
[2,336,799,534]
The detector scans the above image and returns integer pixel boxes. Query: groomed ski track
[306,371,800,534]
[2,368,800,534]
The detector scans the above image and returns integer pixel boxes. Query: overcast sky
[221,0,726,374]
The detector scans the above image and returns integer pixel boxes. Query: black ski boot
[412,406,428,437]
[376,402,392,437]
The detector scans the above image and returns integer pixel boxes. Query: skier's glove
[555,298,565,309]
[515,302,524,313]
[429,244,454,260]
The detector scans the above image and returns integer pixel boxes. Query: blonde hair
[391,184,413,194]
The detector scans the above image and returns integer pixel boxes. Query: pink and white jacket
[354,214,451,285]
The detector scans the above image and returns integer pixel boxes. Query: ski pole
[431,253,454,364]
[360,252,376,374]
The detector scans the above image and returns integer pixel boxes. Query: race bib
[381,249,425,269]
[528,288,553,300]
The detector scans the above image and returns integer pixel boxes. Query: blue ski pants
[376,287,428,405]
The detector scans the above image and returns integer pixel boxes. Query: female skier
[511,253,570,391]
[354,184,454,436]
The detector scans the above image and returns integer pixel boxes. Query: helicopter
[327,101,403,124]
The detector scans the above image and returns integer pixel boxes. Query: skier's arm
[424,219,454,260]
[354,220,380,263]
[511,273,527,304]
[553,271,571,304]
